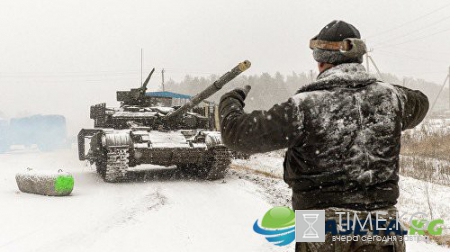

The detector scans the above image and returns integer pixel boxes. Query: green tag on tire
[55,175,74,194]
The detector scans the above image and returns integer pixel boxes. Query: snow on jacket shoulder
[219,63,429,210]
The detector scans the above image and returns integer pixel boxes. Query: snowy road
[0,149,448,251]
[0,149,292,252]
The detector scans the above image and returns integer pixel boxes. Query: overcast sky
[0,0,449,135]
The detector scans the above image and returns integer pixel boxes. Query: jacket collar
[297,63,377,93]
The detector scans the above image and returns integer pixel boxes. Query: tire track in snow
[34,188,167,252]
[229,164,292,208]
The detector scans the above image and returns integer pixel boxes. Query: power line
[365,2,450,39]
[375,26,450,48]
[0,68,221,79]
[365,52,447,85]
[371,14,450,47]
[162,67,221,76]
[382,44,450,55]
[375,50,449,63]
[0,70,139,76]
[394,70,445,75]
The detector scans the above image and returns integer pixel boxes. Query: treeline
[162,71,448,112]
[163,72,316,111]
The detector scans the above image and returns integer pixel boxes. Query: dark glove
[220,85,251,107]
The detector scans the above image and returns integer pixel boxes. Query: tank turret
[116,68,155,106]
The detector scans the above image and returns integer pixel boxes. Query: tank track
[95,158,106,179]
[176,146,231,180]
[96,145,230,182]
[103,146,129,182]
[203,146,232,180]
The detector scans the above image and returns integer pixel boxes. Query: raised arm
[219,89,303,154]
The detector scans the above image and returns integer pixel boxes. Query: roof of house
[145,91,192,99]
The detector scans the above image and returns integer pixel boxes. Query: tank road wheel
[96,158,107,179]
[94,146,107,179]
[176,164,198,179]
[104,146,130,183]
[176,146,231,180]
[202,146,232,180]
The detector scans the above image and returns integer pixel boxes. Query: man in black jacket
[219,20,429,252]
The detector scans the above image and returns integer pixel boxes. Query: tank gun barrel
[165,60,251,120]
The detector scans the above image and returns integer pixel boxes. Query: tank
[78,60,251,182]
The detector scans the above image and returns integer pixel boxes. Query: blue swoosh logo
[253,220,295,246]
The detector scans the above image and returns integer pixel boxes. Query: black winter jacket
[219,63,429,210]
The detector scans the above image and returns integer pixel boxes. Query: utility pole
[365,53,370,73]
[161,68,165,92]
[140,48,143,85]
[309,70,314,82]
[367,55,384,81]
[429,73,449,113]
[402,78,406,87]
[364,40,370,72]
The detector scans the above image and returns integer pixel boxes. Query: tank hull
[78,128,230,182]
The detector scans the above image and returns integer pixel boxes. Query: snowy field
[0,149,448,251]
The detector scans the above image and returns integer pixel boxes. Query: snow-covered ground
[0,149,293,252]
[0,149,449,251]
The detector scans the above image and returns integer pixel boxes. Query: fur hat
[311,20,363,64]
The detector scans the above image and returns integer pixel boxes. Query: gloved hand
[220,85,252,106]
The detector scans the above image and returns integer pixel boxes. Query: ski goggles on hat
[309,38,367,58]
